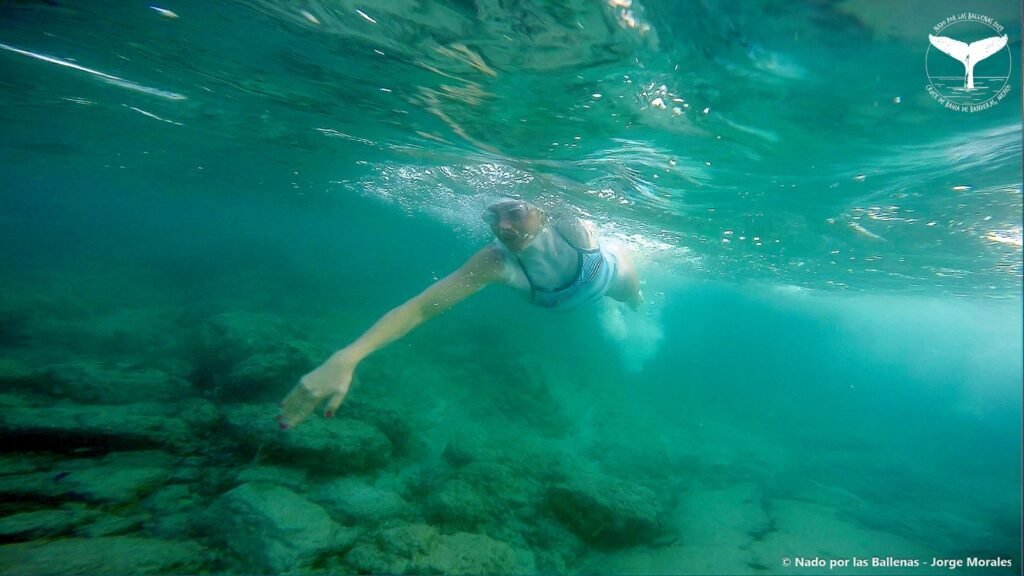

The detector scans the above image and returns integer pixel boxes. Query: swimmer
[277,199,643,429]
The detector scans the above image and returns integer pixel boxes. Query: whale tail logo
[929,34,1008,89]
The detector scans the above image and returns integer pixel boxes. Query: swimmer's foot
[627,289,645,311]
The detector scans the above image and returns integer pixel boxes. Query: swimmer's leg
[605,245,643,309]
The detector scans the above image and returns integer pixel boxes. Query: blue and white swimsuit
[508,229,617,310]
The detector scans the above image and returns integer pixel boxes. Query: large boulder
[200,482,356,574]
[222,404,392,473]
[0,537,205,575]
[546,472,666,547]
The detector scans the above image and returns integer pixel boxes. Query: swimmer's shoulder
[483,240,529,289]
[552,214,598,250]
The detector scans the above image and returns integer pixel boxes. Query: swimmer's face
[482,201,545,250]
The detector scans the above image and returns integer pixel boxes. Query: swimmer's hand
[277,352,356,430]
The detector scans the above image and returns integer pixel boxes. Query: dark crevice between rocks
[0,311,32,348]
[0,430,154,456]
[747,559,772,571]
[747,515,778,542]
[0,491,74,515]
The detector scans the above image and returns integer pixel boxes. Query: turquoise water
[0,1,1021,574]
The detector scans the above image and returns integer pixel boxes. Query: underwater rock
[441,433,502,467]
[344,399,414,456]
[35,361,194,405]
[222,404,392,473]
[0,470,74,502]
[341,523,437,574]
[423,459,544,528]
[143,511,192,540]
[143,483,202,538]
[190,312,293,365]
[144,483,194,514]
[310,477,410,525]
[0,394,218,452]
[188,312,323,402]
[0,451,176,505]
[0,358,33,386]
[477,358,571,438]
[461,461,540,507]
[0,509,97,541]
[200,482,357,574]
[427,532,534,575]
[222,343,321,401]
[0,537,205,575]
[0,453,56,476]
[234,464,308,491]
[58,464,169,504]
[423,462,551,545]
[427,461,544,530]
[426,478,492,530]
[75,512,144,538]
[547,472,665,548]
[59,451,175,504]
[342,524,533,575]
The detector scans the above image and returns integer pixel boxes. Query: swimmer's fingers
[278,381,319,430]
[324,390,347,419]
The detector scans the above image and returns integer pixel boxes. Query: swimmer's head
[482,199,548,251]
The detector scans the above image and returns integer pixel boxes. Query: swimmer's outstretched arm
[277,247,505,430]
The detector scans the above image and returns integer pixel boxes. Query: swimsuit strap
[554,226,601,255]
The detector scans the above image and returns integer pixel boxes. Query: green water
[0,0,1021,574]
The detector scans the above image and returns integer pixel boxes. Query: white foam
[599,299,664,373]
